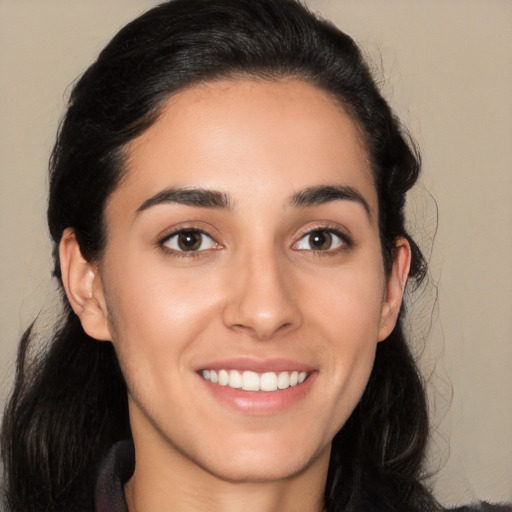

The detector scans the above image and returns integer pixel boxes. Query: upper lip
[195,356,315,374]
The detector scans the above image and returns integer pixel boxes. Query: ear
[59,227,111,341]
[377,237,411,342]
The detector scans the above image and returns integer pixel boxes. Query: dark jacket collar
[95,439,134,512]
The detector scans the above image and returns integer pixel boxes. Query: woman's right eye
[161,230,219,253]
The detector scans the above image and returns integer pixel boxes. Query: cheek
[303,255,386,336]
[301,260,385,404]
[106,250,221,329]
[102,259,224,384]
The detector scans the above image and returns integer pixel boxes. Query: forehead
[114,78,376,216]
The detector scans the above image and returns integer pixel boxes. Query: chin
[202,454,317,483]
[191,434,331,484]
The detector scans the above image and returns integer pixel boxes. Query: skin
[60,78,410,512]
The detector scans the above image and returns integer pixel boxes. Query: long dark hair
[2,1,439,510]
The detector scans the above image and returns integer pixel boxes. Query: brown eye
[162,230,217,252]
[177,231,202,251]
[308,231,332,251]
[293,229,348,252]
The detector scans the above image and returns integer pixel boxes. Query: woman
[1,0,442,510]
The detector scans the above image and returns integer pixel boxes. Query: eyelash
[292,226,353,255]
[158,228,221,258]
[157,225,353,258]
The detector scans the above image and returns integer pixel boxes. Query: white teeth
[201,369,309,391]
[218,369,229,386]
[260,372,278,391]
[277,371,290,389]
[228,370,242,388]
[242,371,260,391]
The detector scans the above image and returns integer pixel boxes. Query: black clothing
[94,440,133,512]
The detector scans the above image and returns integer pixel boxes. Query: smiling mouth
[200,369,309,392]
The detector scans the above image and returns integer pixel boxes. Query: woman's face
[90,79,407,482]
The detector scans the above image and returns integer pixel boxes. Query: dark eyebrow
[136,187,232,213]
[290,184,371,219]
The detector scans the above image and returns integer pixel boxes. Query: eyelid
[292,224,353,252]
[156,220,220,244]
[157,225,223,255]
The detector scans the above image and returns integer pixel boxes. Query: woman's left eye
[161,230,218,253]
[293,229,348,252]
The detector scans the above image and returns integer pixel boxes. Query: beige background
[0,0,510,507]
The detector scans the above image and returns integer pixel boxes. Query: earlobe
[59,227,111,341]
[378,237,411,341]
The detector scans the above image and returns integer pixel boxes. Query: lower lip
[199,372,316,414]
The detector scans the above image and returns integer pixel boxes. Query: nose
[222,252,302,340]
